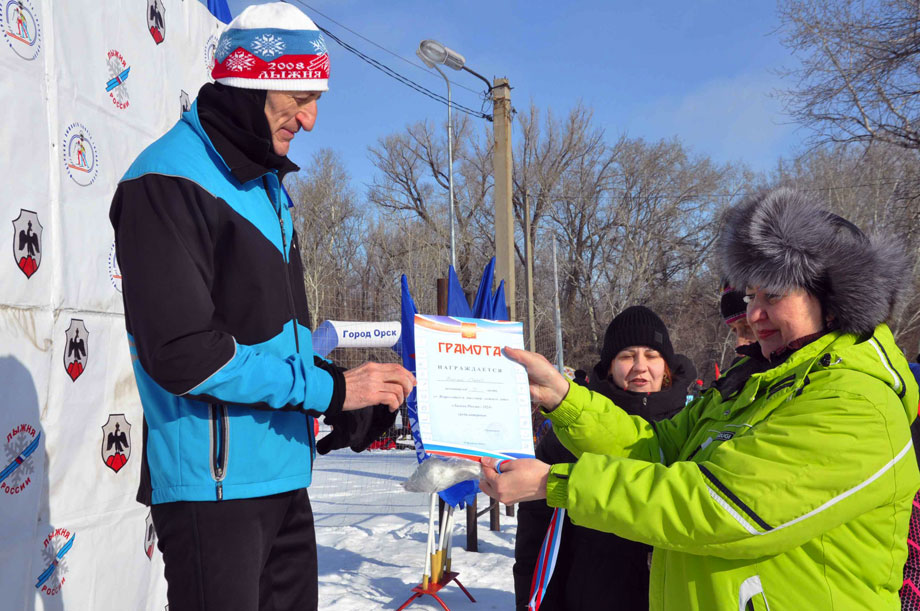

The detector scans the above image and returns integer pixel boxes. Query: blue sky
[222,0,806,188]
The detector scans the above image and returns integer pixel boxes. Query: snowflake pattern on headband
[252,33,286,59]
[225,49,256,72]
[311,36,327,56]
[216,36,234,62]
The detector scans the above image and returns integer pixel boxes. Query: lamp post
[416,40,492,270]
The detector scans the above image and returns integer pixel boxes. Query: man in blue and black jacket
[109,4,414,610]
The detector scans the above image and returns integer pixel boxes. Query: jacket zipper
[263,174,300,353]
[210,404,229,500]
[264,175,314,469]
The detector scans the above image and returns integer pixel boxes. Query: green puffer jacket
[544,325,919,610]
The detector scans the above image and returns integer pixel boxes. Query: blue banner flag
[446,266,473,318]
[493,279,509,320]
[204,0,232,23]
[471,258,496,318]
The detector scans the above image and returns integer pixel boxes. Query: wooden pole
[466,495,478,552]
[490,79,511,532]
[436,278,448,318]
[492,78,515,320]
[524,191,535,351]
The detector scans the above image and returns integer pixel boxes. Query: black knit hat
[596,306,674,375]
[720,280,747,325]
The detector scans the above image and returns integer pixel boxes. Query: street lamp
[416,40,492,270]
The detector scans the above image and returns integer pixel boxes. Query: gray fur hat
[718,187,909,335]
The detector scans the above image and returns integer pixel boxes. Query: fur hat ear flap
[719,187,910,335]
[822,230,910,334]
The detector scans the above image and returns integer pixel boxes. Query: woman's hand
[503,347,570,411]
[480,457,551,504]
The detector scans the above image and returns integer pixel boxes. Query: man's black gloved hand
[311,357,399,454]
[315,404,397,454]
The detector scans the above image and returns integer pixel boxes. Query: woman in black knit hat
[513,305,695,611]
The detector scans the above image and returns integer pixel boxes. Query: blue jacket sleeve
[111,173,337,413]
[184,342,334,413]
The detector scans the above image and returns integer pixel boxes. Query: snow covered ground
[311,449,518,610]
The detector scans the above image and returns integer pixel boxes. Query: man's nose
[295,101,318,132]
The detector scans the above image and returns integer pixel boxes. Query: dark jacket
[513,354,696,610]
[109,84,384,505]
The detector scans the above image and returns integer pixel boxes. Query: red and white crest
[144,511,157,560]
[12,208,42,279]
[101,414,130,473]
[147,0,164,45]
[63,319,88,381]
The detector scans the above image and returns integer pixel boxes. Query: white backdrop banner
[0,1,224,609]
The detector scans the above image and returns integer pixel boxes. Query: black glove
[316,403,397,454]
[311,357,399,454]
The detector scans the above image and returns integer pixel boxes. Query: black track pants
[150,489,318,611]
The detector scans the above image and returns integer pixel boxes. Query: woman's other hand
[503,347,570,411]
[480,457,551,504]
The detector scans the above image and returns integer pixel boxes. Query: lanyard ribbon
[493,459,565,611]
[528,507,565,610]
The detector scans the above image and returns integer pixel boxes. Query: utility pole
[552,238,564,373]
[523,191,535,350]
[492,78,515,320]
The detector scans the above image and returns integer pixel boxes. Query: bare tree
[286,149,366,325]
[367,116,494,290]
[364,103,755,380]
[513,103,605,268]
[548,137,744,369]
[778,0,920,150]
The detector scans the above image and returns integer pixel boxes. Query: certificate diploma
[414,315,535,461]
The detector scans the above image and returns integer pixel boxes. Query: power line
[316,25,492,121]
[285,0,492,117]
[290,0,485,96]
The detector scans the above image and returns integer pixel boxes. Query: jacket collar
[589,356,695,420]
[183,99,299,185]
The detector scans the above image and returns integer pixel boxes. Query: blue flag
[471,258,496,318]
[204,0,232,23]
[398,276,427,465]
[446,266,473,318]
[493,279,509,320]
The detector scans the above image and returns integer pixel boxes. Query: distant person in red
[901,360,920,610]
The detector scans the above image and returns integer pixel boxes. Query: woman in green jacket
[482,188,920,610]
